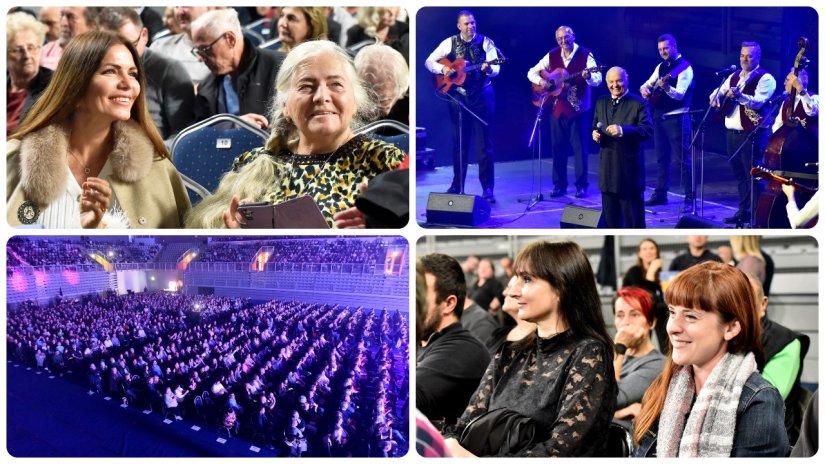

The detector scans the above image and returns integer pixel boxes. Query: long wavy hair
[633,261,764,444]
[10,30,168,158]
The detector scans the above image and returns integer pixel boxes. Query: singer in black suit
[592,67,653,228]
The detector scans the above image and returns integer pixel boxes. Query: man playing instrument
[709,41,776,225]
[771,68,818,133]
[639,34,695,211]
[425,10,500,203]
[527,25,602,199]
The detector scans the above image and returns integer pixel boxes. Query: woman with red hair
[611,286,664,428]
[634,261,788,457]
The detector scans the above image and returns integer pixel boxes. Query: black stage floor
[416,149,745,229]
[6,360,277,457]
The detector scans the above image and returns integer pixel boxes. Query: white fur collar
[19,119,156,205]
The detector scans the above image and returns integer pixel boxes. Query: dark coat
[193,37,286,122]
[8,66,53,124]
[592,92,652,194]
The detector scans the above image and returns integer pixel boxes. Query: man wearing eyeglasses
[97,7,195,142]
[190,9,286,129]
[149,7,212,85]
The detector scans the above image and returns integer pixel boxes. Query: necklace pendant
[84,168,91,175]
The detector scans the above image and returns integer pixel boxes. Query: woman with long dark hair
[443,241,616,457]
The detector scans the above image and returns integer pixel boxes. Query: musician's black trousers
[448,85,495,193]
[727,127,768,215]
[550,112,589,190]
[602,191,645,228]
[653,113,693,196]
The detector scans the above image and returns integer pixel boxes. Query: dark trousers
[653,113,693,196]
[448,85,495,192]
[550,112,589,189]
[727,127,768,215]
[602,192,645,228]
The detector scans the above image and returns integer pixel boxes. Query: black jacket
[8,66,53,124]
[193,37,286,122]
[592,92,653,194]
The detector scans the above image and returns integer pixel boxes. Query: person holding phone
[185,39,406,229]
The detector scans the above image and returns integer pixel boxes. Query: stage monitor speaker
[426,193,490,226]
[560,205,605,228]
[675,214,726,229]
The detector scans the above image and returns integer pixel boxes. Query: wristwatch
[615,343,628,355]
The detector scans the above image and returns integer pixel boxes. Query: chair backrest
[354,120,410,152]
[260,38,282,50]
[346,39,375,58]
[171,114,269,205]
[606,422,634,457]
[243,29,265,47]
[151,29,172,43]
[194,395,203,408]
[244,18,272,38]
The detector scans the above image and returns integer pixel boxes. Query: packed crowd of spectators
[7,237,97,267]
[85,241,162,264]
[7,291,409,456]
[196,238,406,266]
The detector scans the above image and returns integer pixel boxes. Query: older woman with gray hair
[354,43,409,124]
[7,12,53,135]
[185,40,407,229]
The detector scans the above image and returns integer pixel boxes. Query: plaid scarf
[657,352,756,457]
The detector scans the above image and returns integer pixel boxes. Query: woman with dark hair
[469,258,503,312]
[634,261,788,457]
[623,238,668,348]
[611,287,664,429]
[7,31,190,228]
[444,241,617,457]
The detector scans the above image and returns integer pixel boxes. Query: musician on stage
[425,10,500,203]
[527,26,602,198]
[592,67,653,228]
[639,34,695,211]
[709,41,776,225]
[771,68,818,133]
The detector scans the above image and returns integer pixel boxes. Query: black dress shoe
[550,187,567,198]
[723,212,747,224]
[575,187,587,198]
[482,189,496,203]
[680,196,695,213]
[445,186,461,194]
[644,192,668,206]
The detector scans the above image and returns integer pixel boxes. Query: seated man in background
[149,7,212,85]
[417,253,491,431]
[354,44,409,126]
[190,9,286,129]
[748,274,810,444]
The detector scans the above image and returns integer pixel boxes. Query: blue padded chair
[355,120,409,153]
[243,29,265,47]
[259,38,282,51]
[346,39,374,58]
[245,18,273,39]
[171,114,269,205]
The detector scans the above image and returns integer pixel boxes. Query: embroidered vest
[780,95,819,132]
[729,67,770,133]
[549,46,592,117]
[448,34,491,92]
[651,56,694,118]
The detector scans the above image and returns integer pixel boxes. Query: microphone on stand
[714,65,738,76]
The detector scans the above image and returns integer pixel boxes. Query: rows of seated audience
[7,6,409,138]
[7,291,409,457]
[7,237,97,267]
[86,242,162,264]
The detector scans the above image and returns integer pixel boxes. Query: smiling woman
[185,40,406,229]
[7,30,190,229]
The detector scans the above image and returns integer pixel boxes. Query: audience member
[668,235,722,272]
[485,275,536,355]
[137,7,164,46]
[444,241,617,457]
[459,297,498,347]
[40,7,100,70]
[38,7,61,43]
[97,7,195,141]
[468,258,503,312]
[622,238,668,349]
[354,44,409,124]
[611,287,664,430]
[149,7,212,84]
[634,261,788,457]
[730,235,766,285]
[274,7,327,52]
[7,31,191,228]
[790,390,818,457]
[417,253,491,431]
[185,40,406,229]
[748,274,810,444]
[717,244,736,266]
[7,12,54,135]
[346,7,406,56]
